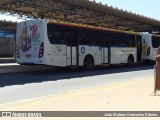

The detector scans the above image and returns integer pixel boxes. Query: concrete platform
[0,76,159,120]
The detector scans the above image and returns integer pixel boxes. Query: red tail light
[39,42,44,58]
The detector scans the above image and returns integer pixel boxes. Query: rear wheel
[84,56,94,70]
[127,55,134,66]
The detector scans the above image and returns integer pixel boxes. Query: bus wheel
[84,56,94,70]
[127,55,134,65]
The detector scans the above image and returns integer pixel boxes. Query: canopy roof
[0,0,160,32]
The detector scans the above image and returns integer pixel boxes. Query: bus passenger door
[66,30,77,66]
[136,35,142,62]
[102,34,109,63]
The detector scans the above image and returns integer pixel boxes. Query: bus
[141,33,160,62]
[16,20,142,70]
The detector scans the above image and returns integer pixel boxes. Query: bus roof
[48,20,140,35]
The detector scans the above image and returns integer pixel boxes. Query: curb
[0,58,16,63]
[0,64,56,74]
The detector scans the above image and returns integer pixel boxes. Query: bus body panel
[16,20,45,65]
[110,47,137,64]
[78,45,102,66]
[44,44,67,66]
[44,21,68,67]
[50,45,67,66]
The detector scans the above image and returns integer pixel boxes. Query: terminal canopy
[0,0,160,32]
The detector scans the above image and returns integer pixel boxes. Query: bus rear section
[141,34,160,61]
[16,20,45,65]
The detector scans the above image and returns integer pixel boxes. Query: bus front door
[66,30,77,66]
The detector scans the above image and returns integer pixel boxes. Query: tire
[84,56,94,70]
[127,55,134,66]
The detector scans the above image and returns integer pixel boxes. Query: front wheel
[84,56,94,70]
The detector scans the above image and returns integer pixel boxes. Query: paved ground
[0,64,153,104]
[0,75,159,120]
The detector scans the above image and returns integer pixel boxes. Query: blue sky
[0,0,160,21]
[96,0,160,20]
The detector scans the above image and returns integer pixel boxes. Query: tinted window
[91,31,101,46]
[152,36,160,48]
[79,30,90,45]
[110,33,135,47]
[126,34,136,47]
[101,33,108,47]
[47,24,65,44]
[66,30,77,46]
[110,33,122,47]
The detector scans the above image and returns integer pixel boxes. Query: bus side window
[101,33,108,47]
[152,36,160,48]
[79,30,90,45]
[110,34,115,47]
[119,33,126,47]
[66,30,77,46]
[91,31,100,46]
[111,33,120,47]
[49,30,65,44]
[127,34,136,47]
[47,24,65,44]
